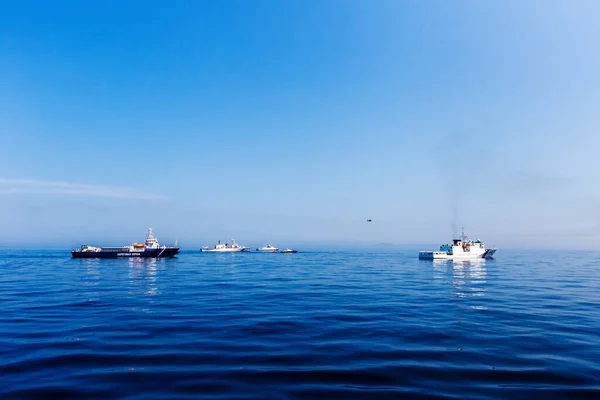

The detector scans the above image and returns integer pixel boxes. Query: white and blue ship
[419,229,496,260]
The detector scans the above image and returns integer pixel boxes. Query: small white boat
[257,244,279,252]
[202,239,245,253]
[419,228,496,260]
[281,248,297,254]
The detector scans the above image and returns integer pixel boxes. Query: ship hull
[419,249,496,260]
[201,248,242,252]
[72,248,180,259]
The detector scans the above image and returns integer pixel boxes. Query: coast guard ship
[71,228,179,258]
[419,228,496,260]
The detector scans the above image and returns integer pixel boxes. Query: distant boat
[257,244,279,252]
[71,228,179,259]
[202,239,245,253]
[367,219,372,222]
[281,248,297,254]
[419,228,496,260]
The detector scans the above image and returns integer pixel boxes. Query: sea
[1,249,599,399]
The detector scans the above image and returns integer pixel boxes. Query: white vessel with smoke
[419,228,496,260]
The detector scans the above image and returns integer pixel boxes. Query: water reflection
[80,260,102,303]
[81,260,101,284]
[128,258,159,296]
[432,259,488,302]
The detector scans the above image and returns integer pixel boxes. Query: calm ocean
[1,249,599,399]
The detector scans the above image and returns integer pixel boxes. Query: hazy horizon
[3,235,599,252]
[2,1,599,250]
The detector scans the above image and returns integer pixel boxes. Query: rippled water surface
[1,249,599,399]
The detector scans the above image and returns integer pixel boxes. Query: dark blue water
[1,250,599,399]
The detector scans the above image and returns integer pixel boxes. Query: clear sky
[1,0,599,249]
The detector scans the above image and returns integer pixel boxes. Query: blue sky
[1,0,599,249]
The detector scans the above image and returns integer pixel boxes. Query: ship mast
[461,227,468,241]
